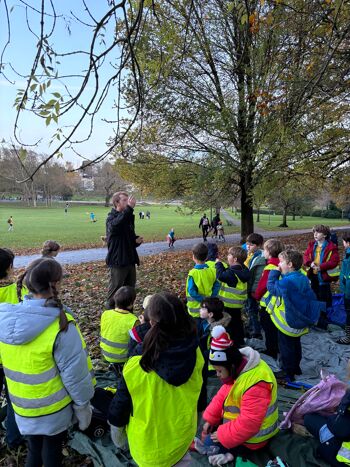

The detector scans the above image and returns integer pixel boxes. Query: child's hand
[139,314,145,324]
[202,422,214,434]
[210,431,219,442]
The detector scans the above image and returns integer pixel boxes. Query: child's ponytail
[49,282,69,332]
[16,271,26,302]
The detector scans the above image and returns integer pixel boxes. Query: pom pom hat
[209,325,243,368]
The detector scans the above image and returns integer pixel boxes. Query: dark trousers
[278,331,302,379]
[25,431,67,467]
[304,413,343,467]
[310,275,333,308]
[260,307,279,359]
[202,227,209,241]
[106,265,136,309]
[225,307,245,347]
[246,296,262,335]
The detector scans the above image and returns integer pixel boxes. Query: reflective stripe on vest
[124,348,204,467]
[259,264,278,307]
[186,267,217,317]
[100,309,138,363]
[223,359,279,444]
[267,296,308,337]
[0,312,94,416]
[218,276,247,309]
[336,441,350,465]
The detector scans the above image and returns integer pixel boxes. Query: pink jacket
[203,348,273,450]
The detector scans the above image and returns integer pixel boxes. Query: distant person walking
[167,228,176,248]
[90,212,96,223]
[146,210,151,220]
[105,192,144,309]
[211,213,221,238]
[7,217,14,232]
[64,202,69,215]
[199,214,210,242]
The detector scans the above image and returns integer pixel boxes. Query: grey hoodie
[0,296,94,436]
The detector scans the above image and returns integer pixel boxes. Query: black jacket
[327,389,350,440]
[105,206,140,267]
[108,334,201,427]
[215,262,250,287]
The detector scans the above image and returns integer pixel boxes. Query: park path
[14,211,350,268]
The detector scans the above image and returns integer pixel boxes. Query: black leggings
[25,431,67,467]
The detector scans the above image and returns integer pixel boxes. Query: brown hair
[342,232,350,243]
[17,258,68,332]
[279,250,303,270]
[192,243,208,262]
[41,240,60,256]
[228,246,247,265]
[246,233,264,246]
[264,239,284,258]
[312,224,330,237]
[112,191,128,207]
[0,248,15,280]
[140,292,196,372]
[114,286,136,310]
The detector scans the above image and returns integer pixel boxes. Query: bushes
[311,209,342,219]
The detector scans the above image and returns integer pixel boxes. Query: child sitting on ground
[198,297,231,360]
[253,239,284,359]
[186,243,220,321]
[245,233,266,339]
[216,247,250,346]
[100,286,139,373]
[267,250,325,382]
[128,295,153,356]
[195,326,278,465]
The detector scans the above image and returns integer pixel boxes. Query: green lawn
[228,211,350,231]
[0,204,239,251]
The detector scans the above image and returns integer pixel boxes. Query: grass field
[0,204,239,252]
[228,211,350,230]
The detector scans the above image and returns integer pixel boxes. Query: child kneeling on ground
[100,286,139,374]
[196,326,279,465]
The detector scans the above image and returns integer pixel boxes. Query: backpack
[280,370,347,429]
[202,217,209,226]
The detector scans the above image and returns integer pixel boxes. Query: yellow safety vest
[259,264,279,307]
[266,295,308,337]
[123,348,204,467]
[0,313,94,417]
[218,275,247,309]
[100,309,138,363]
[0,283,28,304]
[186,267,217,318]
[337,441,350,465]
[325,251,340,279]
[223,359,279,444]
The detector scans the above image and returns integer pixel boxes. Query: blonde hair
[112,191,128,207]
[41,240,60,256]
[264,239,284,258]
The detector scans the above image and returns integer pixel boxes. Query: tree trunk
[256,207,260,223]
[292,208,296,221]
[105,192,111,207]
[240,181,254,237]
[280,208,288,227]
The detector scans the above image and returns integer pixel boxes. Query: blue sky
[0,0,126,166]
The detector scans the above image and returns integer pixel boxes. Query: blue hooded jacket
[267,270,325,329]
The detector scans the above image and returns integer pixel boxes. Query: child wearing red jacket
[253,239,284,359]
[303,225,340,328]
[199,326,278,465]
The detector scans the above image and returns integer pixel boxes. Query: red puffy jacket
[303,240,339,283]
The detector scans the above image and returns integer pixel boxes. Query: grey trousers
[106,265,136,309]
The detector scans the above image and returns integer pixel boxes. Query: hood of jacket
[238,346,261,375]
[0,297,61,345]
[209,312,231,331]
[152,334,199,387]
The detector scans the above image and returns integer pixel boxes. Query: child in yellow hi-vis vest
[186,243,220,322]
[0,258,95,467]
[100,286,139,375]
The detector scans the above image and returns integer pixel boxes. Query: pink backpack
[280,370,347,429]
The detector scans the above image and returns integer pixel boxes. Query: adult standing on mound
[105,192,143,309]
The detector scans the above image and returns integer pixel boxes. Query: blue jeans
[246,296,261,335]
